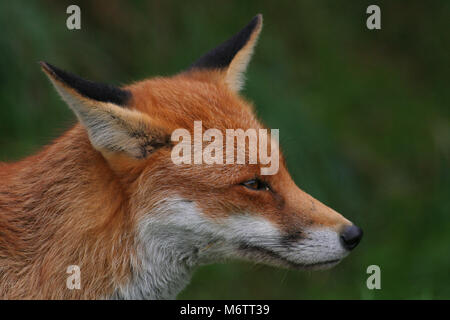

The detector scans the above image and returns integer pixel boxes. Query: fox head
[41,14,362,297]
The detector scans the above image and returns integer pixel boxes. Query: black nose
[340,225,363,250]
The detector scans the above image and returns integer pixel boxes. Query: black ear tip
[246,14,263,32]
[39,61,52,73]
[39,61,61,79]
[190,14,264,70]
[254,13,263,25]
[39,61,131,106]
[39,61,75,86]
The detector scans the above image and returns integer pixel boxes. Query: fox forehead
[123,71,286,182]
[125,70,263,133]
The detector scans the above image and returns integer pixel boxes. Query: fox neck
[112,199,224,300]
[0,126,210,300]
[112,228,198,300]
[0,125,133,299]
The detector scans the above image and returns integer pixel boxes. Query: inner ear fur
[40,61,170,159]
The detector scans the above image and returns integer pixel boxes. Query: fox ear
[40,62,170,159]
[190,14,263,92]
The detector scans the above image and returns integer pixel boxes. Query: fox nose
[340,225,363,250]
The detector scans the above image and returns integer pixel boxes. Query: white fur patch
[275,229,349,268]
[112,197,349,299]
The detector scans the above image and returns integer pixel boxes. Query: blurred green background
[0,0,449,299]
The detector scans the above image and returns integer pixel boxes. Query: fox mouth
[238,243,341,270]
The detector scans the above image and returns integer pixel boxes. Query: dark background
[0,0,448,299]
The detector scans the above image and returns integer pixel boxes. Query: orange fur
[0,15,354,299]
[0,127,133,298]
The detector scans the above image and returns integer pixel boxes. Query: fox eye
[241,179,270,191]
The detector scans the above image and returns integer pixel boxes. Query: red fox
[0,14,362,299]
